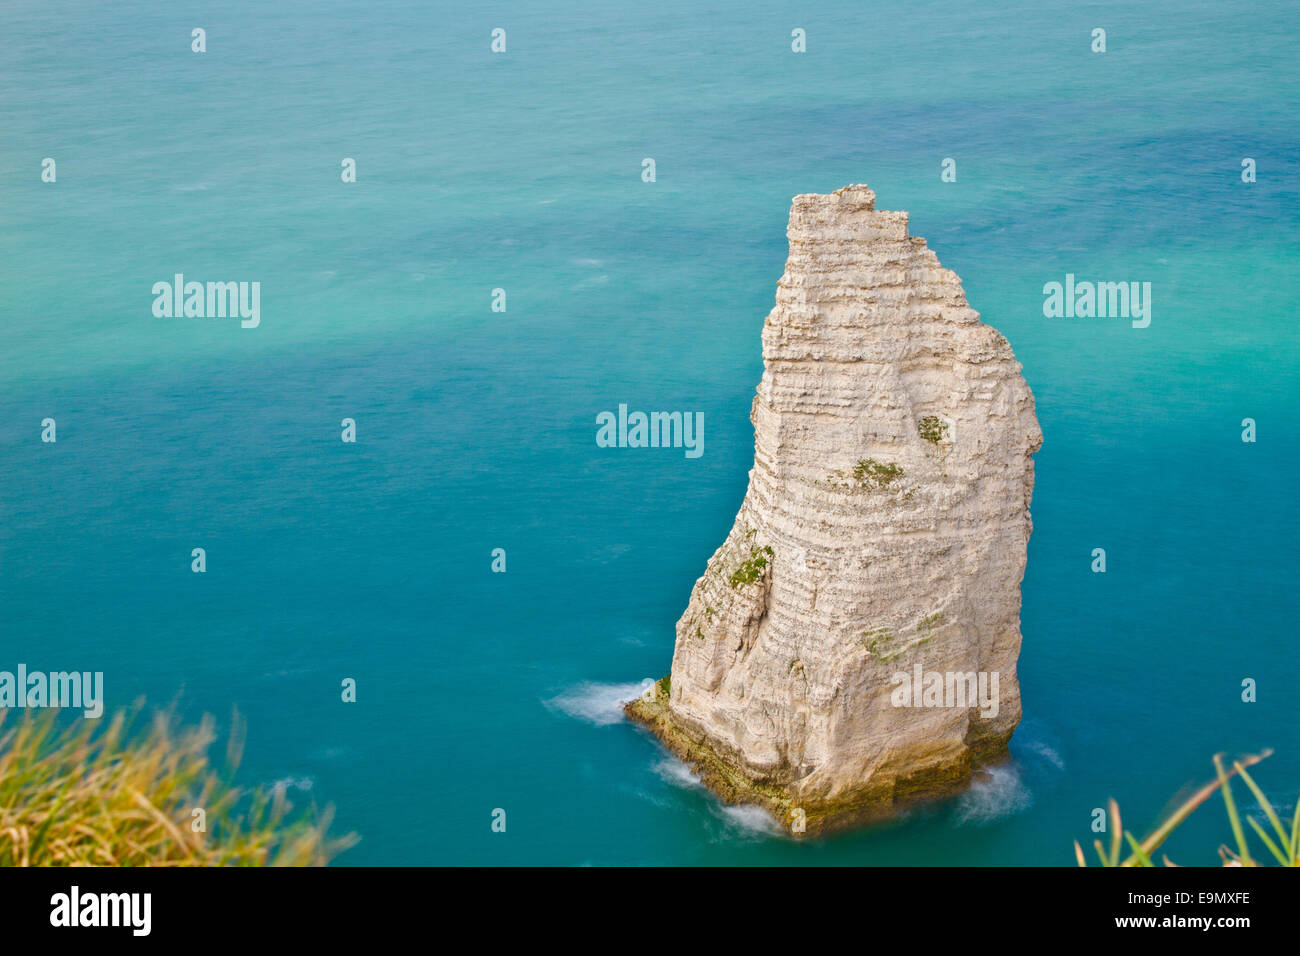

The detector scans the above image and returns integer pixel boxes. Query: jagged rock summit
[627,185,1042,835]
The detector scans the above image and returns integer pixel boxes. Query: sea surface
[1,0,1297,865]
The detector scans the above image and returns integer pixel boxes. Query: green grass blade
[1214,754,1253,866]
[1233,762,1289,849]
[1124,832,1154,867]
[1290,793,1300,865]
[1246,817,1289,866]
[1118,750,1269,867]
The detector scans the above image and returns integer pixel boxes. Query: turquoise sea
[2,0,1297,864]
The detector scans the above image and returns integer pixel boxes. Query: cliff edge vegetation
[0,704,356,866]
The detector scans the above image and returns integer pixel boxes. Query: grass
[919,415,949,444]
[1074,750,1300,866]
[852,458,904,488]
[729,545,774,588]
[918,612,945,633]
[0,703,357,866]
[862,626,895,659]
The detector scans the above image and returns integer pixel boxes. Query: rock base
[626,677,1014,837]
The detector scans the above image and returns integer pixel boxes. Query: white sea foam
[1023,739,1065,771]
[652,757,784,838]
[269,775,314,795]
[953,764,1032,825]
[714,803,785,838]
[545,679,654,726]
[653,756,703,790]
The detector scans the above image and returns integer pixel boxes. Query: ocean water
[1,0,1297,865]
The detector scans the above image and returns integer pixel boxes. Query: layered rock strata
[627,185,1042,836]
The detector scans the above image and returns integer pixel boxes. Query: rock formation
[627,185,1042,835]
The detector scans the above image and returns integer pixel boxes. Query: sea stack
[627,185,1042,835]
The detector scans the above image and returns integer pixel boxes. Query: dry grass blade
[0,705,355,867]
